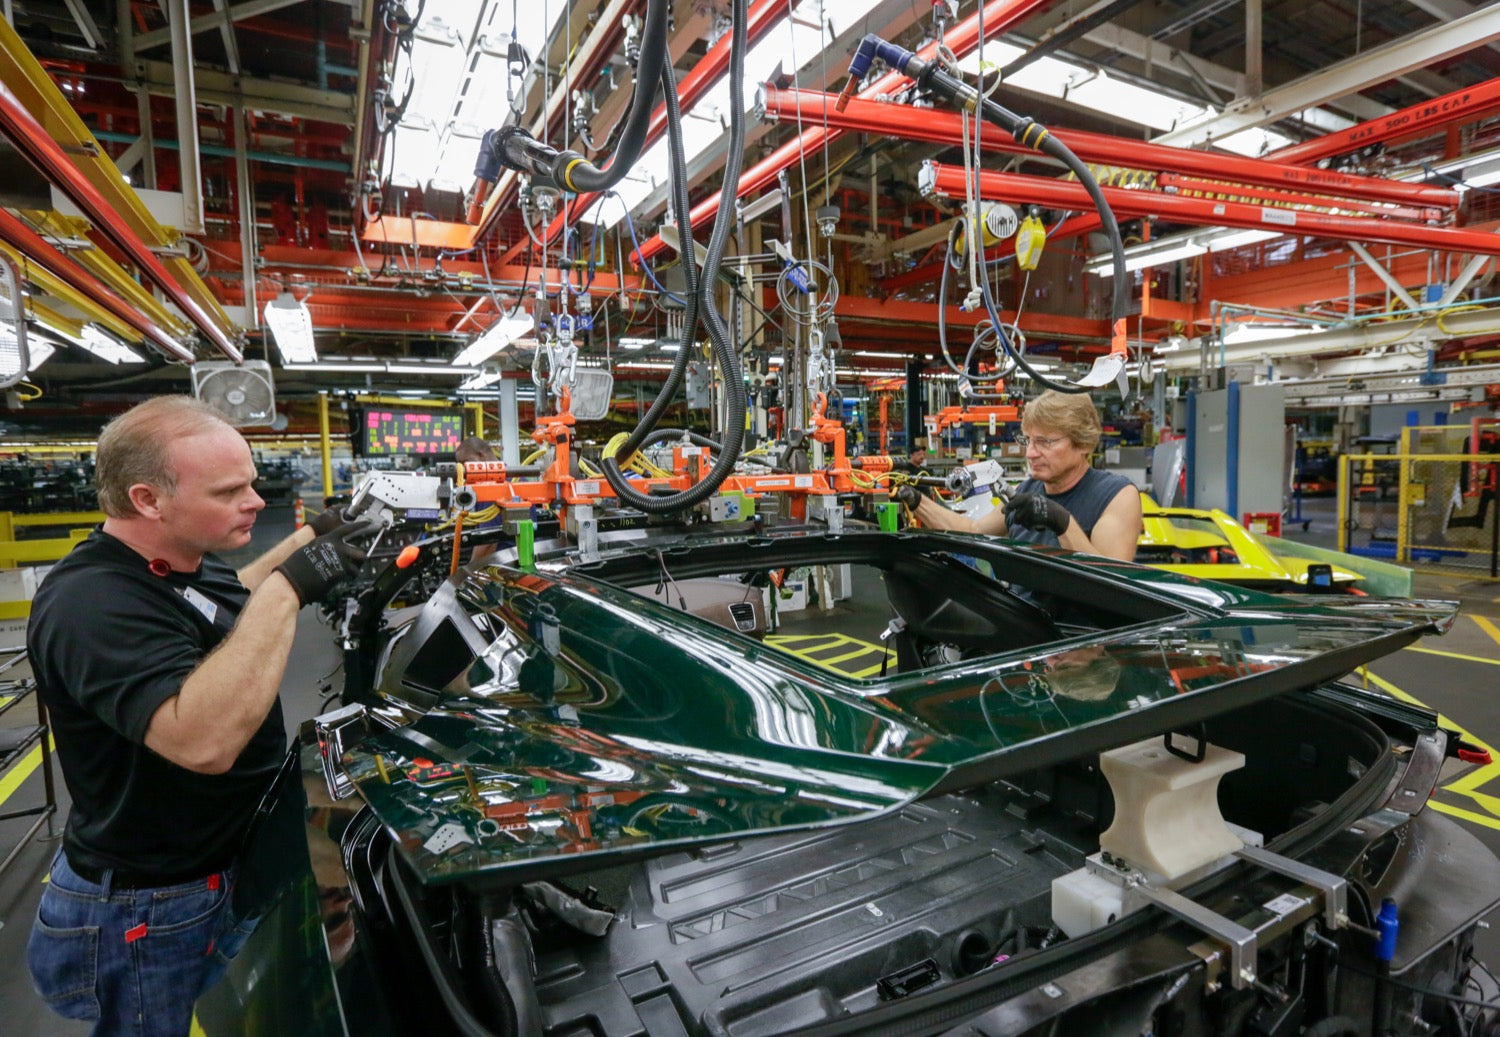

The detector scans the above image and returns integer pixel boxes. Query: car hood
[336,533,1456,884]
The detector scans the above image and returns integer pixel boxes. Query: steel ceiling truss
[1152,5,1500,149]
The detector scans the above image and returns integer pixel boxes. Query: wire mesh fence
[1338,440,1500,579]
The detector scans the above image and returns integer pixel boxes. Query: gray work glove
[892,484,924,508]
[275,520,376,605]
[1004,492,1071,535]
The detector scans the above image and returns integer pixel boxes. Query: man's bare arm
[1055,487,1142,561]
[909,495,1008,536]
[145,573,300,773]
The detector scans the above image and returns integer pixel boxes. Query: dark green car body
[193,527,1497,1037]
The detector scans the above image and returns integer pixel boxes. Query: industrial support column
[167,0,204,234]
[499,379,520,467]
[318,392,333,500]
[905,360,924,451]
[234,105,256,326]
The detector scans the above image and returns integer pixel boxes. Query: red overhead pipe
[496,0,789,261]
[0,82,241,362]
[1153,174,1429,219]
[629,0,1056,264]
[763,89,1459,212]
[921,161,1500,257]
[1271,76,1500,167]
[0,208,195,362]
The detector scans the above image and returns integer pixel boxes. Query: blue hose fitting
[838,35,923,110]
[1375,897,1399,962]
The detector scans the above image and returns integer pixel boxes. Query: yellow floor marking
[1359,667,1500,831]
[1404,645,1500,666]
[817,645,887,666]
[767,633,895,677]
[850,661,893,678]
[1473,614,1500,648]
[0,743,42,804]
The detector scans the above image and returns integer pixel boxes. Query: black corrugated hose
[599,0,748,513]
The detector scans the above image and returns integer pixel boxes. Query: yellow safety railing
[1338,452,1499,578]
[0,510,101,569]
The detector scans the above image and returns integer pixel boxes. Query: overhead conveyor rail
[760,89,1460,213]
[0,15,240,363]
[918,162,1500,258]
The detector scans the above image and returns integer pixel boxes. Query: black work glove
[275,521,374,605]
[306,504,350,536]
[1004,492,1071,535]
[893,484,924,508]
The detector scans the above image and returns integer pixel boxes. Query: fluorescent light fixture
[453,311,534,366]
[618,337,653,350]
[404,20,468,126]
[1222,324,1319,346]
[459,368,502,391]
[1411,147,1500,191]
[283,361,476,375]
[853,349,911,358]
[74,325,144,364]
[1086,240,1206,277]
[1204,228,1282,252]
[264,292,318,363]
[617,360,675,370]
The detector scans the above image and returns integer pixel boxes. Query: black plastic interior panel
[532,794,1075,1037]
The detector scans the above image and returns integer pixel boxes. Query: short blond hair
[95,396,233,517]
[1022,390,1103,452]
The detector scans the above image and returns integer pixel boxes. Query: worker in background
[896,439,930,475]
[26,396,370,1037]
[455,435,507,564]
[896,390,1142,562]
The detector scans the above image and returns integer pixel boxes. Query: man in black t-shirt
[26,396,370,1037]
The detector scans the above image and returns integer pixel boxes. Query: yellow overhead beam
[22,211,195,339]
[0,17,237,337]
[0,242,144,344]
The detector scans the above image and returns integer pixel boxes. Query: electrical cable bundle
[838,32,1131,395]
[597,0,749,512]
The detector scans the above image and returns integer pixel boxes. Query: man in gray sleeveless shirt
[897,391,1142,562]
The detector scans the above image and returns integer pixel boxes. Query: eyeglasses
[1016,432,1069,450]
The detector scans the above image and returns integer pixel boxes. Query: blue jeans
[26,851,258,1037]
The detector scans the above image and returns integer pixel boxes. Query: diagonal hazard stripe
[1403,646,1500,666]
[1359,666,1500,831]
[1473,614,1500,649]
[767,633,895,678]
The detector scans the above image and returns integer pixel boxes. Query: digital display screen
[356,407,464,456]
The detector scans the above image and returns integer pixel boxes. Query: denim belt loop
[97,867,114,900]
